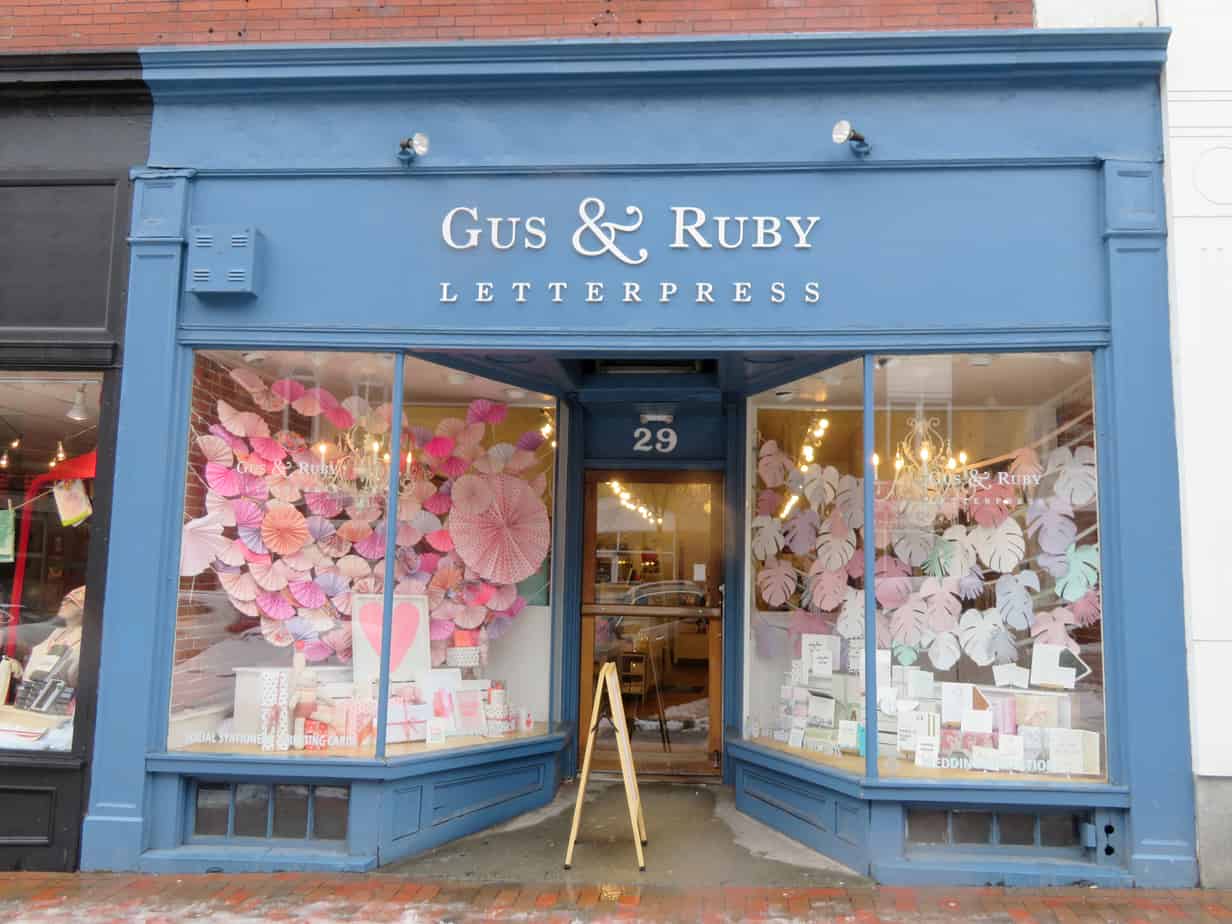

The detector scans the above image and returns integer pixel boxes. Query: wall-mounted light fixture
[66,384,88,422]
[397,132,430,166]
[832,120,870,158]
[639,412,674,425]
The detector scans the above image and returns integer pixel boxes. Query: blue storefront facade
[77,29,1198,885]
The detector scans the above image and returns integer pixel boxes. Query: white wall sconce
[832,120,871,157]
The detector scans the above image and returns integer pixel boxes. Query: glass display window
[167,350,556,758]
[743,358,867,773]
[0,372,104,753]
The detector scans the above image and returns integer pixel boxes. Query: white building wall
[1037,0,1232,887]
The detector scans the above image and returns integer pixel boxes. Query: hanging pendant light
[66,384,88,422]
[56,441,66,462]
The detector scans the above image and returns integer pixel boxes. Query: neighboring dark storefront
[0,55,149,870]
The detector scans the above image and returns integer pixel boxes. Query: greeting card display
[352,594,431,693]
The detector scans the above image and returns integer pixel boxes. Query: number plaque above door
[583,404,725,466]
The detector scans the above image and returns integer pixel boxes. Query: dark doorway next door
[579,469,724,777]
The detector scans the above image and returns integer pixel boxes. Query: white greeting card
[352,593,431,693]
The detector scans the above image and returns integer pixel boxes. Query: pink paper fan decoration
[353,529,387,561]
[196,434,234,467]
[251,388,288,413]
[249,436,287,463]
[485,614,513,640]
[290,469,324,493]
[238,473,269,501]
[218,569,259,602]
[215,539,246,568]
[337,520,373,544]
[180,513,232,576]
[257,590,295,621]
[341,395,371,425]
[410,509,442,534]
[306,515,335,541]
[337,555,372,579]
[250,558,292,592]
[449,473,550,584]
[205,490,237,527]
[396,523,422,546]
[431,639,448,667]
[331,592,352,616]
[410,426,433,448]
[318,534,352,559]
[289,580,327,609]
[467,398,507,425]
[208,423,248,456]
[353,575,383,594]
[262,616,294,647]
[266,469,301,503]
[314,570,348,597]
[454,605,488,630]
[516,431,546,451]
[463,582,496,607]
[424,435,455,459]
[431,562,463,594]
[296,606,335,632]
[230,367,265,393]
[530,473,547,496]
[270,379,306,402]
[324,405,354,430]
[346,502,382,524]
[236,540,270,565]
[430,618,456,641]
[505,449,537,474]
[423,491,452,516]
[205,462,244,497]
[323,624,352,662]
[418,552,442,574]
[435,455,469,479]
[301,639,334,662]
[231,598,259,620]
[232,498,264,529]
[488,583,518,611]
[234,410,271,439]
[276,430,309,454]
[305,492,345,518]
[282,546,325,571]
[474,443,514,475]
[238,523,269,556]
[451,475,494,516]
[426,529,455,552]
[261,503,311,556]
[292,391,323,416]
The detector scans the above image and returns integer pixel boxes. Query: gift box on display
[387,698,431,744]
[345,698,378,750]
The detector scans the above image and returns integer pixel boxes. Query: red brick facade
[0,1,1032,52]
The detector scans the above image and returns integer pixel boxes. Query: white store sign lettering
[437,196,823,306]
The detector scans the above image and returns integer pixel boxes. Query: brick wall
[0,1,1032,52]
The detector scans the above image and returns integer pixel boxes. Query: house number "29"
[632,427,678,453]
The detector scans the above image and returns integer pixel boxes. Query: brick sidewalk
[0,874,1230,923]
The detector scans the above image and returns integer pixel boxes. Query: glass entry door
[580,470,723,776]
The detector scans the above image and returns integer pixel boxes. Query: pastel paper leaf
[1071,589,1102,627]
[757,441,790,488]
[892,642,919,666]
[927,630,962,671]
[1010,446,1044,478]
[756,489,782,517]
[815,511,857,570]
[834,475,864,530]
[783,510,820,556]
[874,555,912,609]
[995,570,1040,631]
[958,566,985,600]
[890,593,927,648]
[806,562,848,611]
[1031,607,1080,653]
[970,482,1016,528]
[1054,543,1100,602]
[958,608,1016,667]
[1026,496,1077,555]
[1047,445,1098,507]
[921,539,954,579]
[750,515,785,561]
[891,526,935,568]
[941,524,978,578]
[971,517,1026,573]
[836,587,865,639]
[921,577,962,633]
[802,464,840,510]
[756,557,797,608]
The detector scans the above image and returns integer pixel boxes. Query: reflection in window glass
[0,372,103,753]
[744,359,867,773]
[873,353,1105,782]
[167,351,556,758]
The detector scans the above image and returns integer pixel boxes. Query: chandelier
[885,416,969,503]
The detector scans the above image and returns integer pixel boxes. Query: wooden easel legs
[564,662,648,871]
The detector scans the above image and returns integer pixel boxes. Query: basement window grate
[905,807,1098,859]
[190,780,349,844]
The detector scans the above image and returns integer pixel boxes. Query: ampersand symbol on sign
[571,196,649,266]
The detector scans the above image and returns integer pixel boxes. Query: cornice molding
[139,28,1170,99]
[0,51,147,98]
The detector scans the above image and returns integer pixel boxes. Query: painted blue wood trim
[870,857,1133,888]
[175,327,1113,353]
[721,397,747,783]
[140,847,375,874]
[558,398,585,778]
[728,742,1132,808]
[373,356,406,758]
[80,172,194,872]
[862,355,878,780]
[144,731,569,781]
[138,30,1168,100]
[546,396,569,727]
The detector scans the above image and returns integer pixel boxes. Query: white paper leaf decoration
[757,441,791,488]
[756,557,797,607]
[1054,543,1100,602]
[802,464,840,510]
[1047,445,1098,507]
[971,517,1026,573]
[995,570,1040,631]
[958,607,1015,667]
[941,524,977,578]
[890,593,928,648]
[834,475,864,531]
[751,515,785,561]
[806,561,848,611]
[927,630,962,671]
[815,510,857,570]
[921,577,961,633]
[783,509,820,556]
[892,526,935,568]
[837,587,865,639]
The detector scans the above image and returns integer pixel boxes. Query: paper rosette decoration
[448,473,550,584]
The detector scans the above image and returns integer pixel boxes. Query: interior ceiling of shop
[0,373,102,462]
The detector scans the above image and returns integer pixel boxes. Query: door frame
[578,468,725,774]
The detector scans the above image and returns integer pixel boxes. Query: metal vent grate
[225,269,248,283]
[230,233,250,248]
[190,268,211,283]
[185,225,261,296]
[193,233,215,248]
